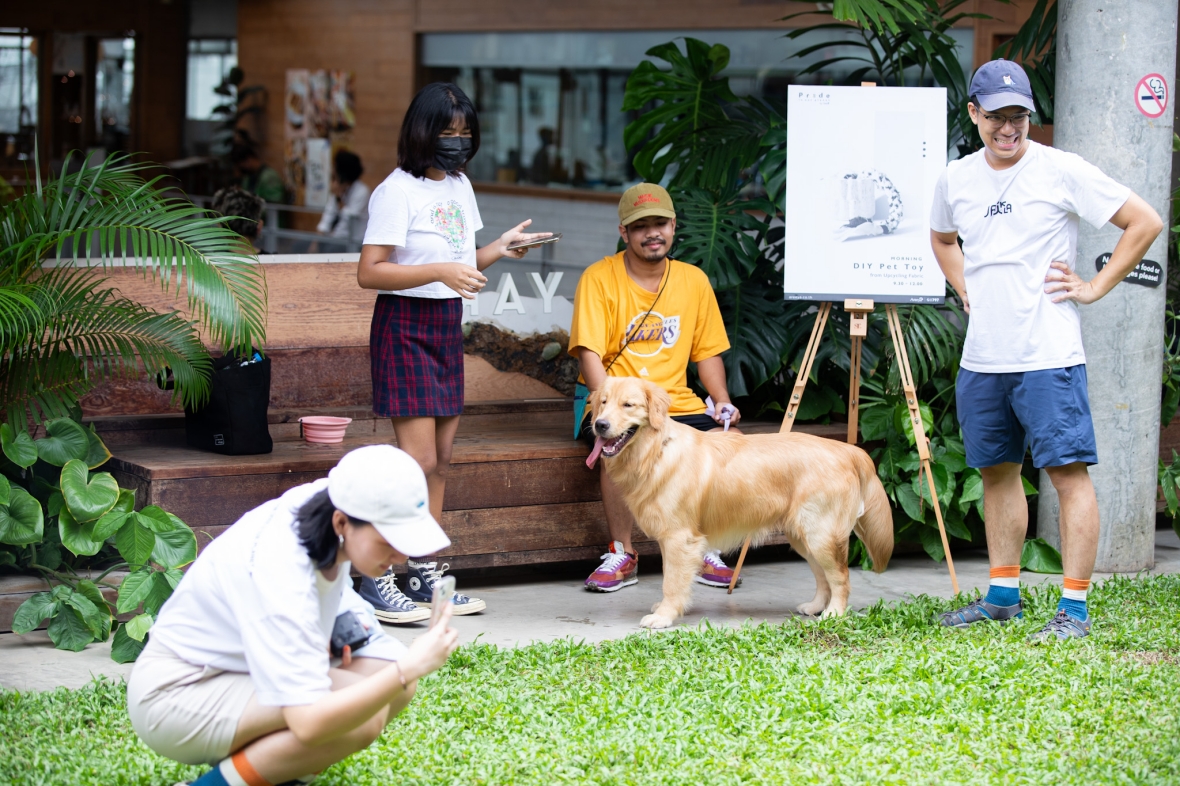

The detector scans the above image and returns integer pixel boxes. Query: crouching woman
[126,445,459,786]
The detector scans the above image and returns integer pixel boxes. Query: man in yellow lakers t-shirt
[570,183,743,593]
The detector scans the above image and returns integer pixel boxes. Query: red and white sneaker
[696,549,741,588]
[585,540,639,592]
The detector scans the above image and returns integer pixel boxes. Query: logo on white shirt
[428,200,469,260]
[984,200,1013,218]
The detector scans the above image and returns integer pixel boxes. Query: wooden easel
[725,298,960,595]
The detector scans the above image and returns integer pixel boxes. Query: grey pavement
[3,529,1178,693]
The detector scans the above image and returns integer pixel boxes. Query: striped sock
[1058,577,1090,621]
[191,752,271,786]
[982,566,1021,610]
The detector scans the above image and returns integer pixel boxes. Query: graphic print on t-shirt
[428,200,468,260]
[623,311,680,357]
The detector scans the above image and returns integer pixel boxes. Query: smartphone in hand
[429,576,457,628]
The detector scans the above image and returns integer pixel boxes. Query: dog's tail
[853,453,894,573]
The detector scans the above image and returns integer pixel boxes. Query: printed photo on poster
[285,68,357,206]
[784,86,948,304]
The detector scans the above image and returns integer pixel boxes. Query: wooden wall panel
[237,0,416,201]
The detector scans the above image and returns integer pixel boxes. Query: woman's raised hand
[436,263,487,299]
[401,603,460,679]
[498,219,552,259]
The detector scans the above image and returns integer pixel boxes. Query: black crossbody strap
[603,260,670,375]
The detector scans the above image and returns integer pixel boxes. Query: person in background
[355,82,550,623]
[317,150,370,245]
[211,186,265,252]
[232,143,288,207]
[126,445,459,786]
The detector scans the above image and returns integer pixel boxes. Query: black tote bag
[182,351,273,455]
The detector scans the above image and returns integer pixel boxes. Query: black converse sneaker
[404,560,486,615]
[358,571,430,624]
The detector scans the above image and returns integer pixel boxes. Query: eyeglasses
[981,111,1032,127]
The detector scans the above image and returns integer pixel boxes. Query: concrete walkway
[4,529,1178,693]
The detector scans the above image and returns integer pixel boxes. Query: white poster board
[784,86,947,304]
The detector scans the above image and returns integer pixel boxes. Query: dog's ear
[588,378,608,421]
[643,380,671,429]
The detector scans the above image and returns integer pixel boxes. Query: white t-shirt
[150,480,406,707]
[362,168,484,299]
[930,141,1130,373]
[316,180,371,239]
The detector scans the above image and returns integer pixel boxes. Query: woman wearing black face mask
[355,82,549,621]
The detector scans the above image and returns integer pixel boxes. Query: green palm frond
[0,150,263,429]
[0,152,267,354]
[2,268,210,426]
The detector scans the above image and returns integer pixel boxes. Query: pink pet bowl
[299,416,352,444]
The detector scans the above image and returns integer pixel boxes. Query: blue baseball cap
[969,59,1035,112]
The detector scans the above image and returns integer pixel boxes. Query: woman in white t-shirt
[126,446,460,786]
[356,82,549,620]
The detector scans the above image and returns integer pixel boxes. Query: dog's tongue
[586,436,605,469]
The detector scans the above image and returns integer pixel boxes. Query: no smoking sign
[1136,73,1169,118]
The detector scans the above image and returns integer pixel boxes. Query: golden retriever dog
[586,377,893,629]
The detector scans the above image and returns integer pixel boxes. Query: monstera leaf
[622,39,738,184]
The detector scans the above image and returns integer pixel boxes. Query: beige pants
[126,638,255,766]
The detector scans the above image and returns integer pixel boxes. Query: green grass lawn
[3,574,1179,785]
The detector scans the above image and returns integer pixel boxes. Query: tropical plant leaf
[111,623,146,663]
[141,571,175,616]
[0,486,44,546]
[58,459,119,523]
[622,39,737,184]
[32,418,89,467]
[151,527,197,570]
[116,568,155,614]
[917,524,945,562]
[75,578,115,634]
[0,423,37,467]
[64,590,106,639]
[46,603,95,652]
[125,612,154,642]
[84,424,112,469]
[136,505,178,534]
[92,488,135,541]
[115,517,156,567]
[58,506,105,557]
[12,591,58,634]
[1021,537,1064,574]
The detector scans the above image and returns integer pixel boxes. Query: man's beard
[633,242,668,263]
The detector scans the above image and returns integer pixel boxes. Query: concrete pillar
[1038,1,1177,572]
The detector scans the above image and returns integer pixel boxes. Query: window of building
[0,29,38,164]
[419,29,972,191]
[187,38,237,120]
[95,37,135,151]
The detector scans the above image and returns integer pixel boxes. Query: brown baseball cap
[618,183,676,226]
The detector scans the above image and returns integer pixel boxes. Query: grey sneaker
[358,573,431,624]
[938,597,1023,628]
[1029,609,1091,642]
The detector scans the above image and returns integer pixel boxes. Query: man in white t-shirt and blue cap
[929,59,1163,640]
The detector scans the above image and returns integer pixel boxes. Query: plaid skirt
[370,294,464,418]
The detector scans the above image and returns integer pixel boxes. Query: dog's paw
[820,606,846,619]
[640,613,675,629]
[796,600,826,616]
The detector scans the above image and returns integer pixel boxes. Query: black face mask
[434,136,473,172]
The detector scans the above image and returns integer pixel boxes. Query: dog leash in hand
[704,397,738,432]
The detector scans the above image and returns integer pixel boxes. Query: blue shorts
[955,365,1098,469]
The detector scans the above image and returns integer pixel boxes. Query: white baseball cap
[327,445,451,557]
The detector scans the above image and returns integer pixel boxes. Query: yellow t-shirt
[569,253,731,415]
